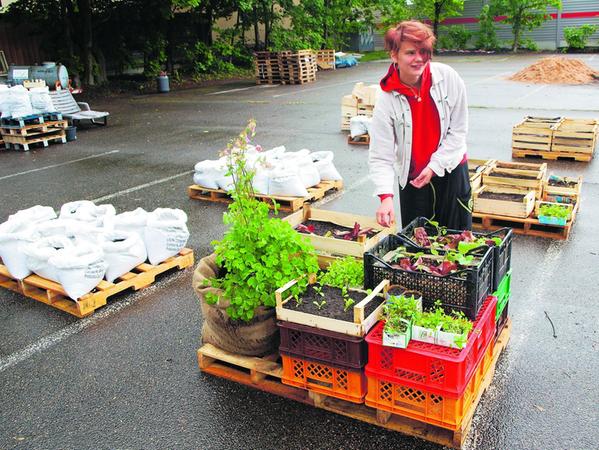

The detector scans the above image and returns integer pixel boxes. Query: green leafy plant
[313,283,325,297]
[476,4,499,50]
[563,24,598,50]
[383,293,421,322]
[539,203,571,220]
[206,120,319,321]
[313,299,327,310]
[413,301,473,336]
[319,256,364,289]
[342,287,355,312]
[445,25,474,50]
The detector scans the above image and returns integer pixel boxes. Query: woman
[369,20,471,230]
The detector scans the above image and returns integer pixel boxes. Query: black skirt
[399,161,472,230]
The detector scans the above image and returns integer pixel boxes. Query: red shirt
[380,63,441,180]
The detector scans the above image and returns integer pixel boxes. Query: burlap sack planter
[192,253,278,356]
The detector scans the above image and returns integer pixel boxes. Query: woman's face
[391,42,430,81]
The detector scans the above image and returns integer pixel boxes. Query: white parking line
[206,86,256,96]
[0,150,120,182]
[272,79,365,98]
[515,84,546,103]
[0,271,187,373]
[92,170,193,202]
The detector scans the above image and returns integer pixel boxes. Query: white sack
[49,244,107,300]
[5,85,33,119]
[29,86,56,114]
[23,235,73,282]
[252,166,272,195]
[34,218,81,238]
[107,208,148,243]
[101,231,147,283]
[8,205,57,224]
[293,150,321,188]
[59,201,116,227]
[144,208,189,265]
[0,220,41,279]
[311,151,343,181]
[193,160,226,190]
[349,115,372,138]
[268,170,309,197]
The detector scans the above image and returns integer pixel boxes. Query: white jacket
[369,62,468,195]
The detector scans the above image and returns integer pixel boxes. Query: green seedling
[313,300,327,310]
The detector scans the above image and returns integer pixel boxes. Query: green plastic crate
[493,270,511,321]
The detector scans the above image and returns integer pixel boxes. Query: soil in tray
[478,192,526,201]
[548,179,577,188]
[284,284,383,321]
[296,220,377,241]
[489,172,538,180]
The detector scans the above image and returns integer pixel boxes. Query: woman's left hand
[410,167,434,189]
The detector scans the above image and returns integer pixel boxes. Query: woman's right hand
[376,197,395,228]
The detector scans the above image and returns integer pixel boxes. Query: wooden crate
[468,159,495,191]
[543,175,582,201]
[187,179,344,213]
[512,117,562,153]
[473,202,578,240]
[552,118,598,154]
[197,319,511,449]
[275,276,388,337]
[316,49,336,70]
[473,185,536,218]
[494,160,547,175]
[482,167,544,199]
[283,204,394,258]
[512,148,593,162]
[0,248,194,318]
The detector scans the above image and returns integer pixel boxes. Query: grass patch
[359,50,389,62]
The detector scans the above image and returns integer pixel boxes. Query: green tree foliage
[476,4,499,50]
[563,24,598,50]
[491,0,562,52]
[410,0,465,43]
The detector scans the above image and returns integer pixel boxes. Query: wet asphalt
[0,54,598,450]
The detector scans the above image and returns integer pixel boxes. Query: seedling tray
[275,275,388,337]
[278,320,367,369]
[400,216,513,292]
[365,296,496,398]
[543,175,582,200]
[364,235,494,320]
[283,204,394,258]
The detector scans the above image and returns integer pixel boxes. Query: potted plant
[193,120,319,356]
[536,201,574,227]
[412,301,474,349]
[381,291,422,349]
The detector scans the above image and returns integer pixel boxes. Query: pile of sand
[509,56,599,84]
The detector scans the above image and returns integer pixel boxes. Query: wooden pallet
[512,148,592,162]
[197,319,511,449]
[472,203,578,240]
[347,133,370,146]
[1,112,63,127]
[0,120,68,136]
[316,49,336,70]
[187,180,344,212]
[0,248,194,318]
[3,129,66,151]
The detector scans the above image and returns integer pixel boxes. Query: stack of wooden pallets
[315,49,335,70]
[512,116,598,162]
[254,51,282,85]
[1,113,67,151]
[279,50,317,85]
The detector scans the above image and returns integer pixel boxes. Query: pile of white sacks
[0,202,190,300]
[0,84,56,119]
[193,145,342,198]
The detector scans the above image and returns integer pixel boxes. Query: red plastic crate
[365,295,497,398]
[365,336,495,431]
[281,351,367,404]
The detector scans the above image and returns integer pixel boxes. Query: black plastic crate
[363,234,494,320]
[278,321,367,369]
[399,217,512,292]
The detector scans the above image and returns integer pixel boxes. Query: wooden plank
[0,248,194,317]
[512,149,592,162]
[196,320,512,449]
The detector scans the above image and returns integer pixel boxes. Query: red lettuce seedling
[296,223,315,233]
[413,227,431,247]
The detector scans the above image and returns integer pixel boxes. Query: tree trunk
[512,17,521,52]
[93,47,108,83]
[79,0,94,86]
[166,12,175,74]
[60,0,75,59]
[433,1,443,52]
[253,5,260,50]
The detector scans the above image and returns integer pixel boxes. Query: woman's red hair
[384,21,436,55]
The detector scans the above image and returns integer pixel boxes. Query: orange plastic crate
[365,337,494,430]
[281,352,367,404]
